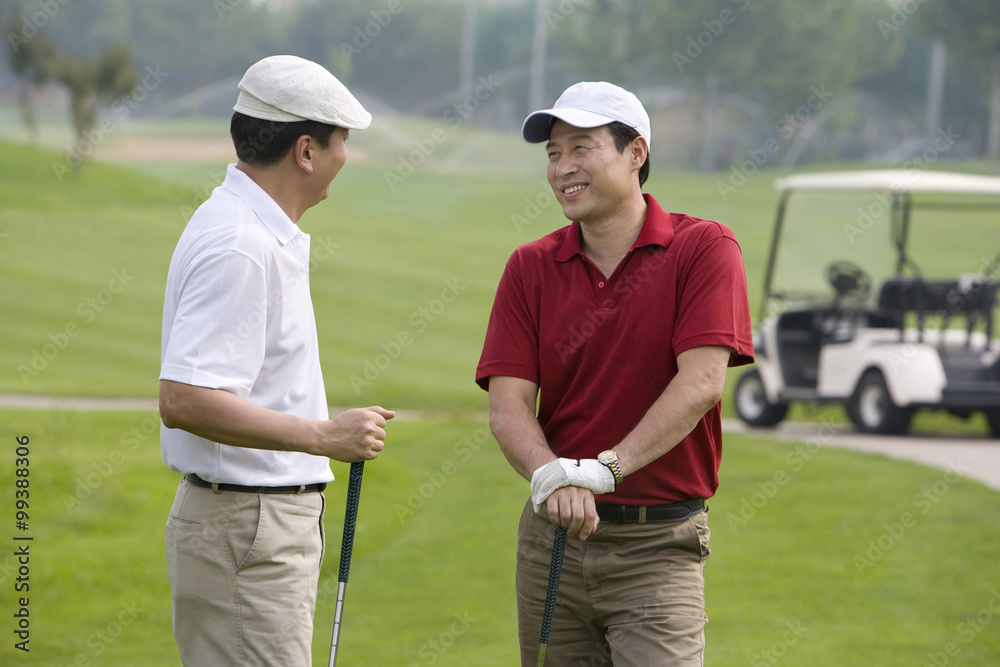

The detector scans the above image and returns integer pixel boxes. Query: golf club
[328,461,365,667]
[537,525,568,667]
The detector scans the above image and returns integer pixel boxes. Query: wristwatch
[597,450,624,486]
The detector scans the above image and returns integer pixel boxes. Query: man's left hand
[530,458,615,514]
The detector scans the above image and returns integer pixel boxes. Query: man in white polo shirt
[159,55,394,666]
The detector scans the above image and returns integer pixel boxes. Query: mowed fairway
[1,409,999,665]
[0,125,780,408]
[2,124,1000,665]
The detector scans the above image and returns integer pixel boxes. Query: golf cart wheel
[986,409,1000,439]
[734,369,788,427]
[848,369,913,435]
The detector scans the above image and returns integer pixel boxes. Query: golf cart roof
[774,170,1000,196]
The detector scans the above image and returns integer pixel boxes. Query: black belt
[596,498,705,524]
[184,474,326,495]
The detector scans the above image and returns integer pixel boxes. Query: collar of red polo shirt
[554,194,674,262]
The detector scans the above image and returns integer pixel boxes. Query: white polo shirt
[160,164,334,486]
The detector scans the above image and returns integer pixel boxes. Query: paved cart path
[724,419,1000,492]
[2,395,997,492]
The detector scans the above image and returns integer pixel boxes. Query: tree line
[3,0,999,167]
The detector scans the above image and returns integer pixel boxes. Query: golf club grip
[338,461,365,583]
[539,526,568,648]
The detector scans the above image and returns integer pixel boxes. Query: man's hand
[530,458,615,513]
[317,406,395,462]
[546,486,600,540]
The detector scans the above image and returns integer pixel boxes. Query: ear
[630,136,648,169]
[293,135,315,174]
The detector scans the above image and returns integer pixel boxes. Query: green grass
[0,132,735,412]
[3,120,1000,663]
[1,409,998,665]
[3,127,996,435]
[0,132,575,408]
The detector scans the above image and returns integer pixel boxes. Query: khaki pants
[516,500,711,667]
[165,479,325,667]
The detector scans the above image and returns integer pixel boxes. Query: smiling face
[545,119,643,225]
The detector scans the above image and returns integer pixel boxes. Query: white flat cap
[522,81,650,150]
[233,55,371,130]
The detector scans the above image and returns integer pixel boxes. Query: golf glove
[530,458,616,514]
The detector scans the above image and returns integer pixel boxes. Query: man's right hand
[545,485,600,541]
[318,406,395,462]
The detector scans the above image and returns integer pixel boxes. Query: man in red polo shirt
[476,81,754,665]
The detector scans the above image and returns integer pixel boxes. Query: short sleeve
[160,250,268,396]
[672,231,754,367]
[475,252,541,390]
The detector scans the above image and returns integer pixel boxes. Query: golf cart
[735,170,1000,437]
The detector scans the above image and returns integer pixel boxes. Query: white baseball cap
[233,55,372,130]
[521,81,650,150]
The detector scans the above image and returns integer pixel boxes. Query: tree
[914,0,1000,157]
[4,3,139,160]
[559,0,904,169]
[4,7,57,142]
[49,44,138,151]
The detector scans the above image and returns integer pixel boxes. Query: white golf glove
[530,458,616,514]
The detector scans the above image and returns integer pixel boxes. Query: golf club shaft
[328,581,347,667]
[537,525,568,667]
[329,461,365,667]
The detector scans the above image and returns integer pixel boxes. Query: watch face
[598,451,615,463]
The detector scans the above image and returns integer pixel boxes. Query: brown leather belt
[184,473,326,495]
[596,498,705,524]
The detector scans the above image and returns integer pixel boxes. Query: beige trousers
[516,500,711,667]
[165,479,325,666]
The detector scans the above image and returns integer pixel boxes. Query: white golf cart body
[738,170,1000,436]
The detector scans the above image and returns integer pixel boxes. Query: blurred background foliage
[2,0,1000,171]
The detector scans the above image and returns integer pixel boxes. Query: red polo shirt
[476,194,753,504]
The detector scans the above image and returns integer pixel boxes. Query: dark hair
[230,112,338,166]
[606,121,650,187]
